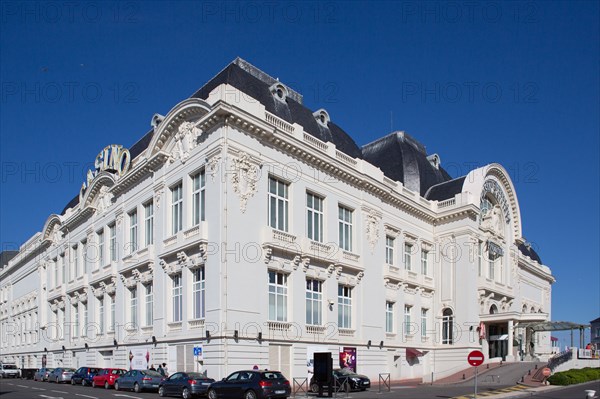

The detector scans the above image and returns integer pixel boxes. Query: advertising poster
[129,346,150,370]
[339,347,357,372]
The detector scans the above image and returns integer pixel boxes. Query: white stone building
[0,58,555,382]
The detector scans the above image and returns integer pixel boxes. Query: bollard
[535,364,538,369]
[528,370,531,375]
[462,374,466,380]
[521,376,524,382]
[487,364,489,369]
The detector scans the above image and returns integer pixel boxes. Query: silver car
[48,368,76,383]
[33,368,54,382]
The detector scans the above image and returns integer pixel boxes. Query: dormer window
[313,109,330,127]
[427,153,440,169]
[151,113,165,128]
[269,83,289,102]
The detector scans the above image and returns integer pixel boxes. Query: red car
[92,368,127,389]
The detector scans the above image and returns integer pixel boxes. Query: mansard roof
[518,242,543,264]
[191,58,363,159]
[425,176,467,201]
[1,251,18,268]
[362,131,452,196]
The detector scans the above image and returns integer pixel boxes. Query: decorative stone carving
[120,273,138,289]
[170,121,200,163]
[481,204,504,238]
[335,266,343,280]
[92,285,105,299]
[301,257,310,273]
[356,271,364,283]
[96,186,113,214]
[139,262,154,284]
[230,152,261,213]
[207,156,221,182]
[263,247,273,264]
[154,189,163,210]
[365,211,381,254]
[52,224,63,243]
[326,264,336,278]
[160,258,181,276]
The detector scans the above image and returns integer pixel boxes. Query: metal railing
[548,348,572,370]
[378,373,391,392]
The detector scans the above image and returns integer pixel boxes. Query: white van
[0,363,20,378]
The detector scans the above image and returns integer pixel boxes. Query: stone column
[507,319,515,361]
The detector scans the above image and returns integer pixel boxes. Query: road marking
[51,390,68,394]
[76,394,99,399]
[17,384,28,388]
[113,394,143,399]
[40,395,64,399]
[32,387,46,390]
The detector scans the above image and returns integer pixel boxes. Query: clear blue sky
[1,1,598,330]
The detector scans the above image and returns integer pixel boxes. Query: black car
[309,368,370,393]
[158,372,215,398]
[207,370,291,399]
[72,367,100,386]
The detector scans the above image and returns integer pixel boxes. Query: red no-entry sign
[467,350,485,367]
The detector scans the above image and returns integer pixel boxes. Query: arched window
[522,304,528,313]
[489,304,498,314]
[442,308,454,344]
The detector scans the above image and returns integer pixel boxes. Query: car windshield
[64,368,76,372]
[4,365,17,369]
[337,369,355,376]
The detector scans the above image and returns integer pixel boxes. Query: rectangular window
[404,243,412,271]
[98,297,104,335]
[97,229,104,268]
[145,284,153,327]
[192,171,206,225]
[144,201,154,246]
[421,250,428,275]
[130,287,138,328]
[386,302,394,333]
[338,285,352,329]
[478,241,483,277]
[109,223,117,262]
[268,271,288,321]
[73,305,79,338]
[172,275,183,322]
[338,206,353,251]
[306,193,324,242]
[404,305,412,336]
[171,183,183,235]
[72,244,78,279]
[192,267,206,319]
[421,308,428,338]
[110,296,115,332]
[129,209,138,254]
[268,177,289,232]
[82,240,88,274]
[82,303,88,337]
[61,254,66,283]
[54,257,59,286]
[489,254,495,280]
[385,236,394,265]
[305,279,322,325]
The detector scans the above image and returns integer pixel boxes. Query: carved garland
[230,152,261,213]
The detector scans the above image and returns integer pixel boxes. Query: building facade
[0,58,555,382]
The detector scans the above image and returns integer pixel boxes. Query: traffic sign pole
[474,366,478,399]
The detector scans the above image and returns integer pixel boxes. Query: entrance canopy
[517,321,589,331]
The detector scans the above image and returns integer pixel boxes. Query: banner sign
[339,347,357,372]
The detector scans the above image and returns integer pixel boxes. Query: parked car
[115,369,165,393]
[309,368,370,393]
[33,368,54,382]
[0,364,20,378]
[158,372,215,398]
[71,367,100,386]
[92,368,126,389]
[207,370,290,399]
[48,368,76,383]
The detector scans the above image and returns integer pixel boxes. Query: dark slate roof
[590,317,600,324]
[425,176,467,201]
[518,242,543,264]
[130,129,154,159]
[361,132,452,196]
[191,59,363,159]
[1,250,18,267]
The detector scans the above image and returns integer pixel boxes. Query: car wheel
[244,389,257,399]
[158,386,166,397]
[114,382,120,391]
[92,380,96,388]
[134,383,141,393]
[82,379,86,386]
[182,387,191,399]
[208,388,218,399]
[105,381,110,389]
[310,382,320,393]
[56,377,59,384]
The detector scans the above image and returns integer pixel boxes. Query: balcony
[306,325,327,335]
[267,321,292,332]
[188,319,205,329]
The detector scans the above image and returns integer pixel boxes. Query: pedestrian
[157,364,165,376]
[162,363,169,377]
[149,364,156,371]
